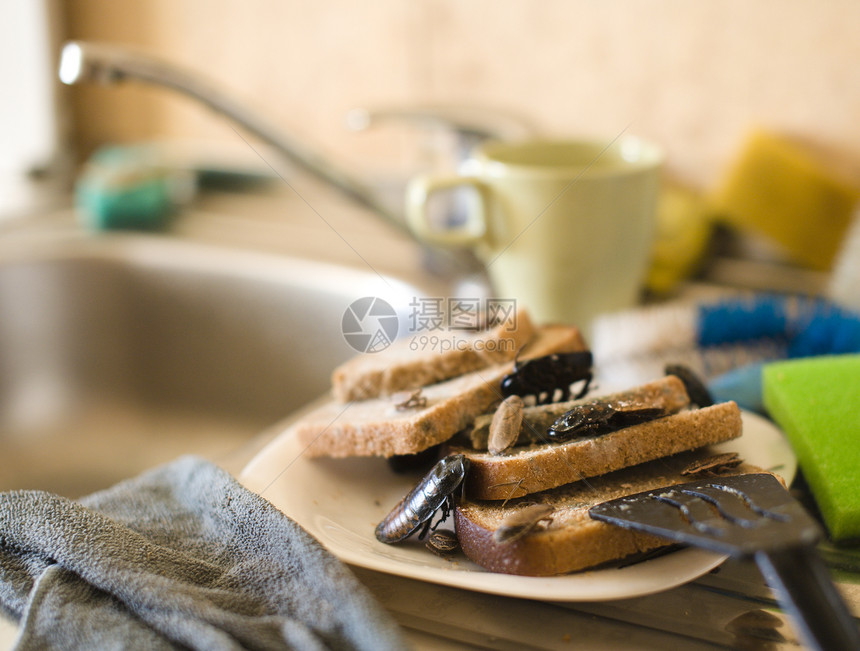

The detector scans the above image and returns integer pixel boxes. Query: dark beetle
[375,454,469,544]
[665,363,714,408]
[386,444,441,474]
[547,401,666,442]
[501,350,593,404]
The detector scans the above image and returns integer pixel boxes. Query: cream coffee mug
[406,137,663,331]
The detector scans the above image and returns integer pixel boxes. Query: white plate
[240,409,796,602]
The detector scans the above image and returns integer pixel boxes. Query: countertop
[1,183,856,650]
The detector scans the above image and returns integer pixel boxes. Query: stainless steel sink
[0,232,419,496]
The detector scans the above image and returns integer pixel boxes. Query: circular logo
[342,297,399,353]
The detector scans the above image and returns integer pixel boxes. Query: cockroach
[681,452,743,477]
[425,529,460,557]
[547,400,666,442]
[665,363,714,408]
[501,351,593,404]
[392,389,427,411]
[488,395,525,455]
[493,503,555,544]
[386,444,441,474]
[375,454,469,544]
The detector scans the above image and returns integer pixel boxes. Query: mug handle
[405,175,489,246]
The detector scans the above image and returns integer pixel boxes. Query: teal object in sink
[75,145,194,231]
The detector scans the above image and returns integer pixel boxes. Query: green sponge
[763,355,860,541]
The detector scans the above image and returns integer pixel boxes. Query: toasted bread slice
[452,401,742,500]
[295,325,586,458]
[466,375,692,450]
[455,452,770,576]
[332,307,536,402]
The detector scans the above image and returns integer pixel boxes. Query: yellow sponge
[712,130,860,270]
[646,183,713,295]
[763,355,860,541]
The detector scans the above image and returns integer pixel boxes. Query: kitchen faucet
[57,41,529,279]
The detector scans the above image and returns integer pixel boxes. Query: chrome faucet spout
[59,41,406,235]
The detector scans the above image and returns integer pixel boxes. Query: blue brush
[593,294,860,413]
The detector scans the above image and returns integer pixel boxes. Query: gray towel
[0,456,407,650]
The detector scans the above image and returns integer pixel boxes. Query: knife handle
[755,547,860,651]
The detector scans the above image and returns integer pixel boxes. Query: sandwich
[285,308,757,575]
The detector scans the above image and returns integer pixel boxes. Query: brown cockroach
[488,395,525,455]
[681,452,743,477]
[492,503,555,544]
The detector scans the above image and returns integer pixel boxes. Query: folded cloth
[0,456,407,650]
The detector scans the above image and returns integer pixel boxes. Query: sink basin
[0,233,419,496]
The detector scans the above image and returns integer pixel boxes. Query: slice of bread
[466,375,692,450]
[295,324,587,458]
[455,452,768,576]
[452,401,742,500]
[332,307,536,402]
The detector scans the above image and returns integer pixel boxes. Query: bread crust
[455,455,767,576]
[454,401,742,500]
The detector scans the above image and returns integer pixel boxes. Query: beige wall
[62,0,860,189]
